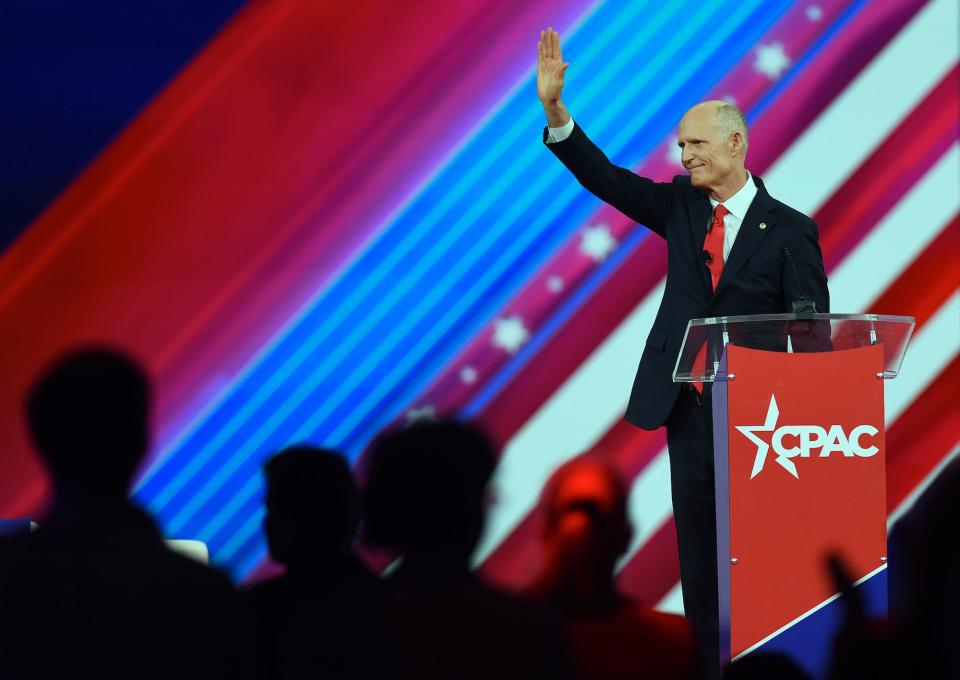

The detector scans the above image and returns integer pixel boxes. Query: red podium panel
[714,344,887,659]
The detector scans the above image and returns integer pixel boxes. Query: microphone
[783,247,817,316]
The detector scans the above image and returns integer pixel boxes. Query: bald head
[677,100,749,201]
[683,100,748,150]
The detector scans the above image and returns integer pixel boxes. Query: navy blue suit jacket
[546,123,830,430]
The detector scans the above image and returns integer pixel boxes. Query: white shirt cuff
[546,118,575,144]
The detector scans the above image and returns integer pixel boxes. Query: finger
[538,32,544,63]
[546,26,555,60]
[560,62,570,79]
[552,28,562,61]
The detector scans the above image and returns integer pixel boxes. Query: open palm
[537,28,569,104]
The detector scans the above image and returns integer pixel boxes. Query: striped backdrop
[0,0,957,613]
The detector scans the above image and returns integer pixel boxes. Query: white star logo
[755,43,790,79]
[405,406,437,424]
[736,395,798,479]
[492,315,530,354]
[806,5,823,21]
[580,224,617,262]
[459,366,478,384]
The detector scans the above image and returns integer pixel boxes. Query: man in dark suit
[536,27,830,674]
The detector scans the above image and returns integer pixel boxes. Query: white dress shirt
[547,118,757,261]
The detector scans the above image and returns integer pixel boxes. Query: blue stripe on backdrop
[184,0,768,551]
[132,0,795,578]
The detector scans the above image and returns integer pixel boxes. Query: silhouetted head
[363,420,495,561]
[26,347,148,497]
[538,458,632,588]
[263,446,359,566]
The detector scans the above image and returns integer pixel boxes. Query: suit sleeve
[544,122,673,238]
[782,216,830,314]
[784,216,832,351]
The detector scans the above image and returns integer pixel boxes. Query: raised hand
[537,27,569,106]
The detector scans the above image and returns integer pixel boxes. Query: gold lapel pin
[759,222,767,230]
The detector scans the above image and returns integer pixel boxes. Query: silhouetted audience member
[722,652,811,680]
[245,445,391,678]
[0,348,254,680]
[823,551,899,680]
[363,419,573,679]
[827,455,960,679]
[525,458,697,680]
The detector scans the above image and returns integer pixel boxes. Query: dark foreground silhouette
[363,419,574,680]
[526,458,698,680]
[245,445,393,679]
[0,348,254,680]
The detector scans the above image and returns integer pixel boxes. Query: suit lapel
[713,176,778,299]
[687,193,714,296]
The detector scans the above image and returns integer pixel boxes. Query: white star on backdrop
[406,406,437,424]
[580,224,617,262]
[755,43,790,79]
[806,5,823,21]
[459,366,478,384]
[546,275,565,293]
[721,93,738,105]
[492,315,530,354]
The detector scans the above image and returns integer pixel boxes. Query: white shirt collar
[709,171,757,220]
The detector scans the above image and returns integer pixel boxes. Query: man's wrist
[541,100,570,129]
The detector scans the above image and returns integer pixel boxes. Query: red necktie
[703,204,729,291]
[693,204,729,393]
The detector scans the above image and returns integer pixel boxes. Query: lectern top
[673,313,915,383]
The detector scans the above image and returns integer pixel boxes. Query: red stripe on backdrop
[886,354,960,510]
[866,215,960,327]
[818,67,960,270]
[616,517,680,605]
[0,0,588,517]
